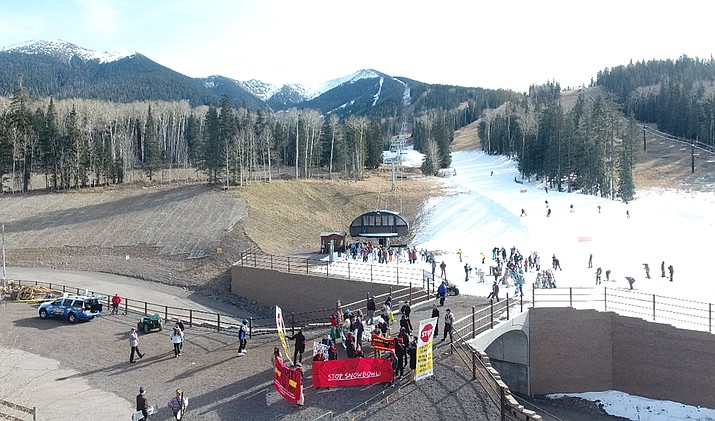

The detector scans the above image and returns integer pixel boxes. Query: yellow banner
[415,317,438,381]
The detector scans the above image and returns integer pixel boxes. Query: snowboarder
[661,261,666,278]
[668,265,674,282]
[464,263,471,281]
[597,205,601,213]
[547,208,552,217]
[588,254,593,268]
[605,269,611,282]
[595,267,602,285]
[626,210,630,218]
[440,261,447,279]
[643,263,651,279]
[458,248,463,262]
[570,204,574,212]
[520,208,527,217]
[545,200,549,207]
[552,254,562,271]
[626,276,636,290]
[544,186,548,193]
[481,252,486,264]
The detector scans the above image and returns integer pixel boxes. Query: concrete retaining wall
[231,265,400,315]
[529,307,715,409]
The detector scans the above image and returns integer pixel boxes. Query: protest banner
[370,332,395,352]
[312,358,393,388]
[415,317,438,381]
[273,357,302,402]
[276,305,293,365]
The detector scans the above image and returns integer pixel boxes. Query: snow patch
[2,39,135,64]
[309,69,380,99]
[372,77,384,106]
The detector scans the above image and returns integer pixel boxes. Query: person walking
[605,269,611,282]
[129,327,144,363]
[487,281,500,302]
[442,308,455,342]
[458,248,463,262]
[286,329,306,365]
[595,267,602,285]
[520,208,527,217]
[167,389,188,420]
[588,254,593,268]
[546,208,552,217]
[437,281,447,306]
[431,259,436,280]
[135,387,150,421]
[440,261,447,279]
[111,294,121,316]
[643,263,651,279]
[464,263,470,281]
[431,304,440,338]
[661,261,666,278]
[170,326,184,357]
[237,319,248,356]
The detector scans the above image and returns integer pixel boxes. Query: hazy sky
[1,0,712,92]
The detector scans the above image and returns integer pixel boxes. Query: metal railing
[237,247,431,288]
[532,287,714,334]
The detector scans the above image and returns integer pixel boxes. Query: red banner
[312,358,393,388]
[273,358,302,403]
[370,333,395,352]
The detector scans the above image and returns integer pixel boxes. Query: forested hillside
[597,55,715,147]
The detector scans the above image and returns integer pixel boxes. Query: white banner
[276,306,293,365]
[414,317,438,381]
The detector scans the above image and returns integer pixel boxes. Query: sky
[1,0,713,92]
[324,146,715,419]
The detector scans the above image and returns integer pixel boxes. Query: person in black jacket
[346,332,356,358]
[393,337,405,377]
[399,314,413,335]
[408,336,417,377]
[366,296,376,325]
[431,304,440,337]
[287,329,306,365]
[136,387,149,421]
[400,301,411,318]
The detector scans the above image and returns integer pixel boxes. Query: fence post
[348,262,351,280]
[253,253,256,267]
[189,310,193,327]
[652,294,656,321]
[604,287,608,311]
[288,257,291,273]
[531,287,535,308]
[164,306,168,323]
[291,312,295,335]
[389,286,392,296]
[63,285,66,293]
[240,251,244,266]
[490,301,494,329]
[217,314,221,332]
[396,267,399,285]
[506,293,510,320]
[124,299,128,316]
[409,282,413,304]
[307,258,309,274]
[472,306,476,339]
[270,255,273,270]
[520,293,523,313]
[471,350,477,380]
[370,264,373,282]
[326,261,329,276]
[33,406,36,421]
[49,282,52,290]
[249,317,253,339]
[144,302,148,316]
[709,303,712,333]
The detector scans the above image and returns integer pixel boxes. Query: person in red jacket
[111,294,121,316]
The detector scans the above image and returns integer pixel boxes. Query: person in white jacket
[170,326,184,357]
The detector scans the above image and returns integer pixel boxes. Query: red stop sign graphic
[420,323,434,343]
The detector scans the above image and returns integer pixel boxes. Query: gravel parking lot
[0,298,501,421]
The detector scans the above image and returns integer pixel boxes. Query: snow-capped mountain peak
[1,39,136,64]
[308,69,381,99]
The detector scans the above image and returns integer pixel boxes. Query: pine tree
[8,83,35,192]
[143,105,160,181]
[618,116,637,201]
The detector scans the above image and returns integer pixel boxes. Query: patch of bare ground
[635,128,715,191]
[234,169,440,255]
[451,119,481,152]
